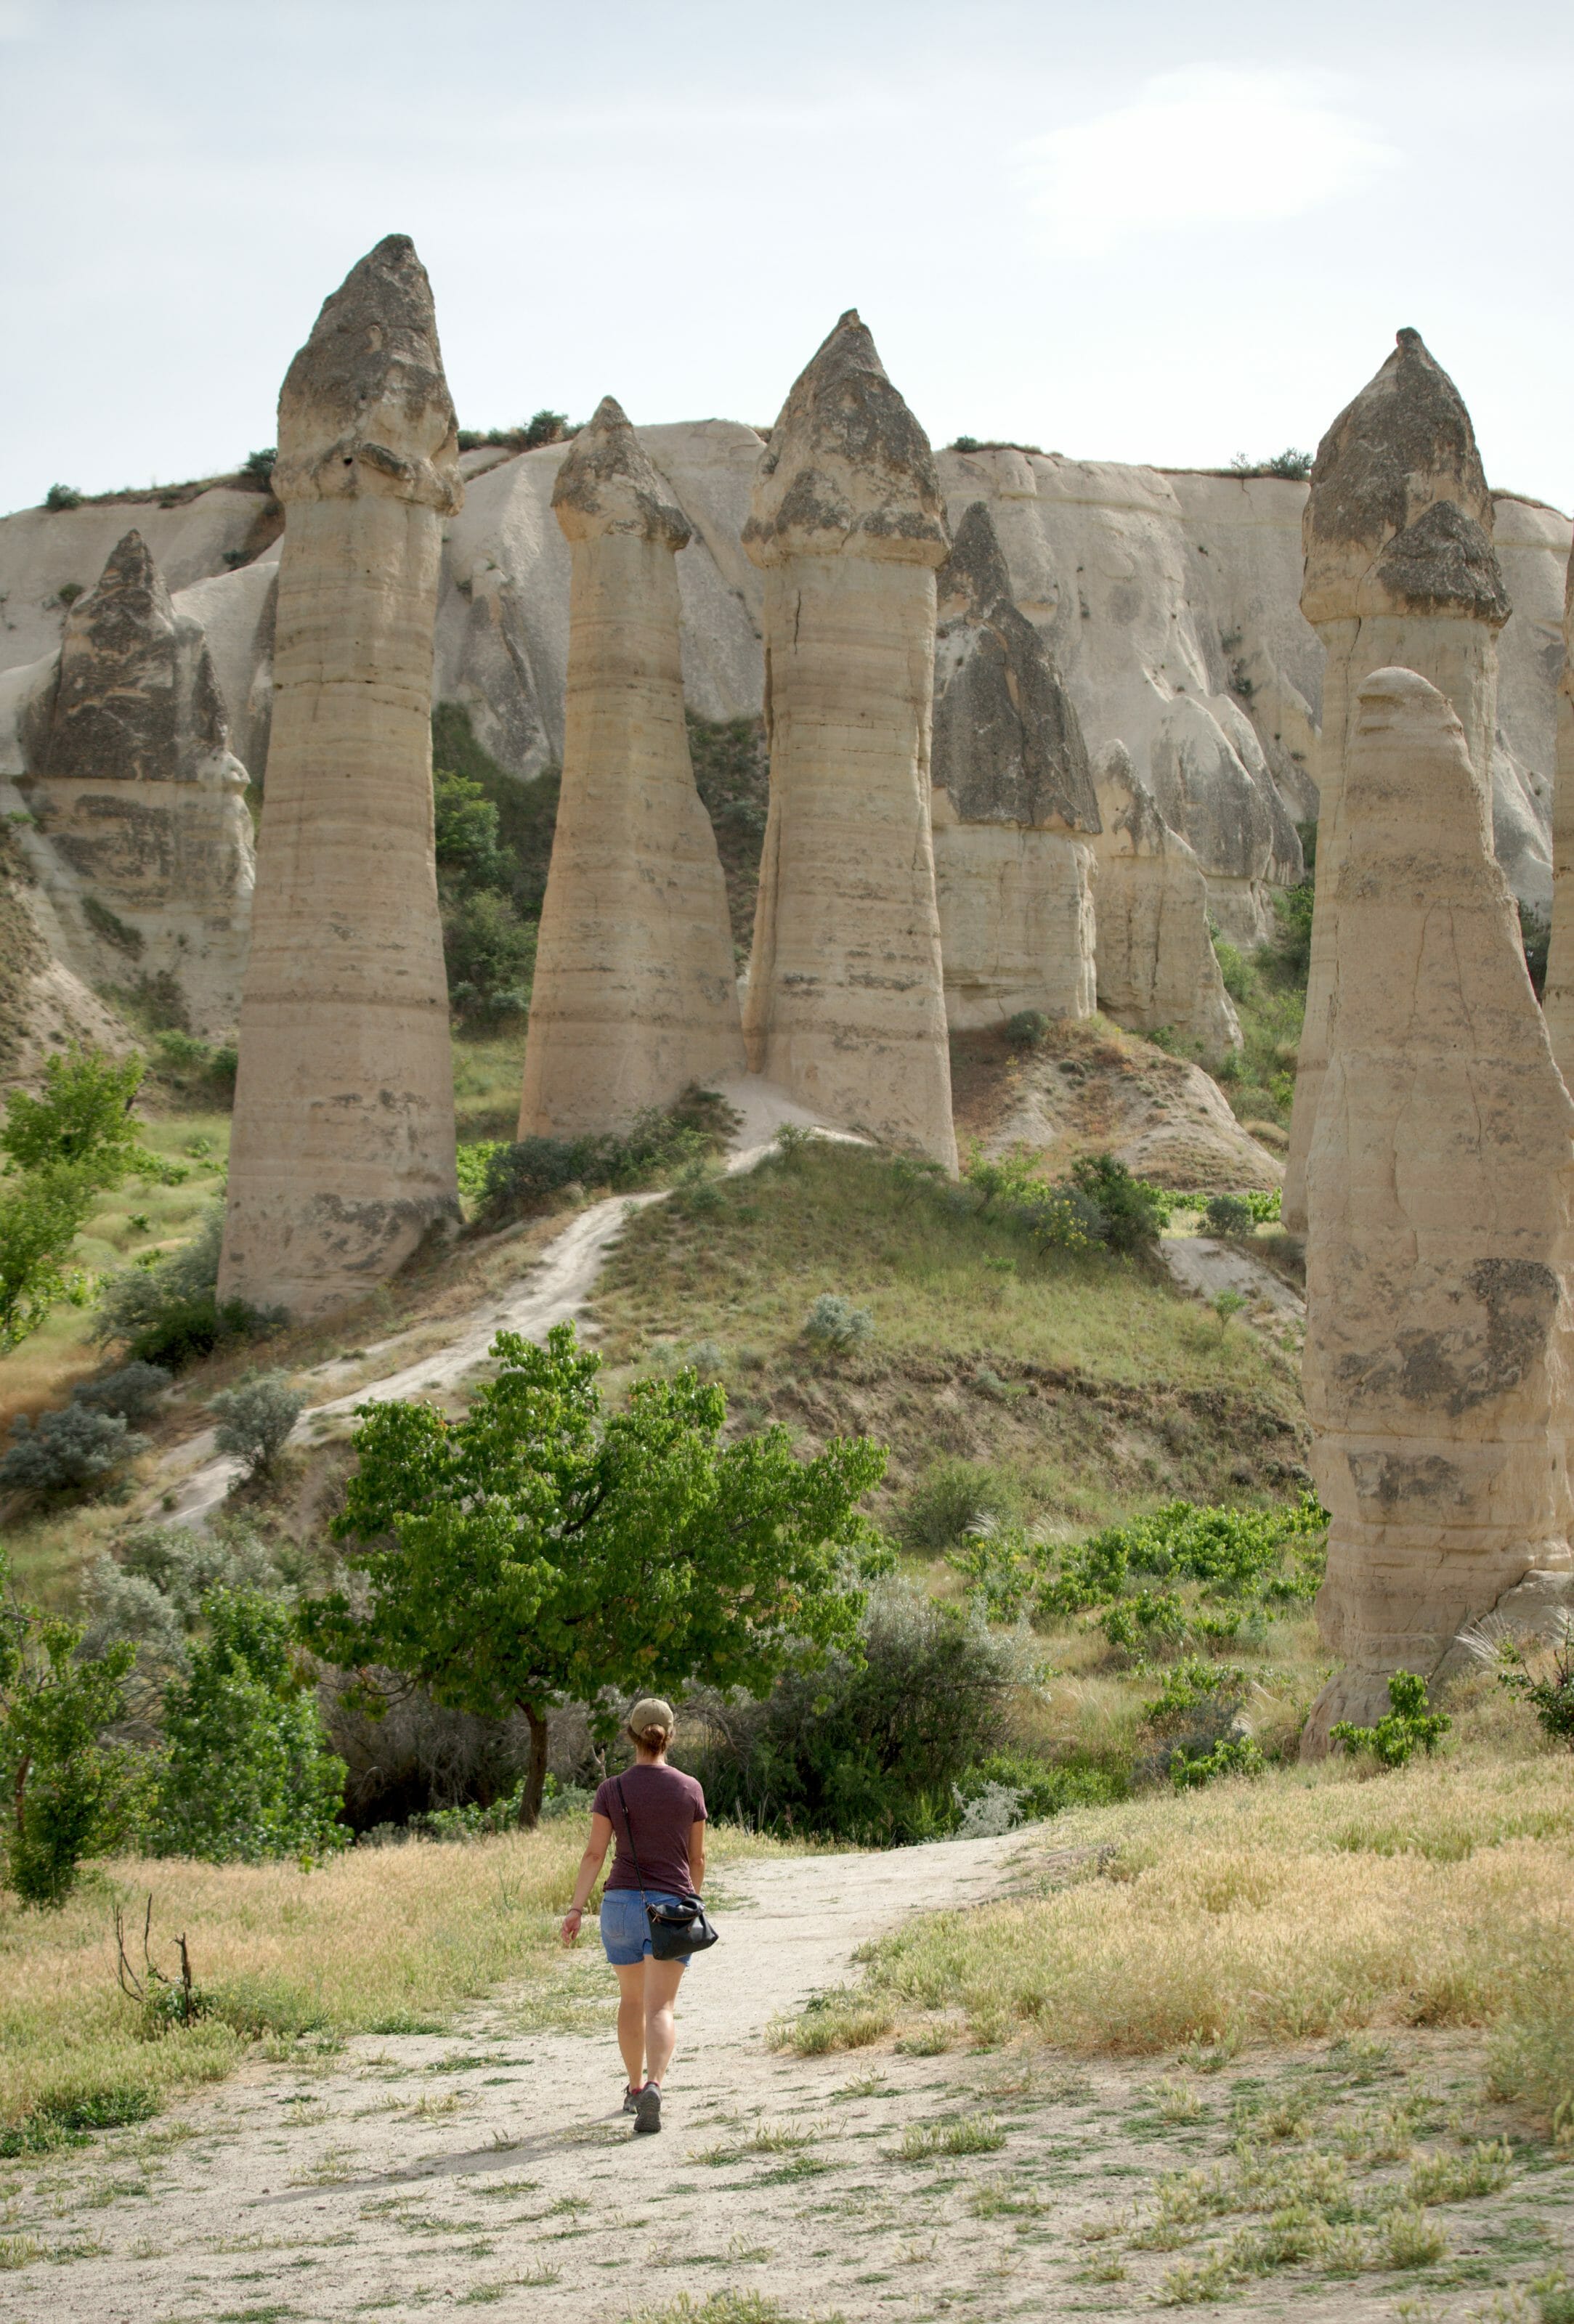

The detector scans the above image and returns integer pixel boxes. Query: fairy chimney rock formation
[219,234,461,1322]
[1542,543,1574,1084]
[741,311,957,1165]
[930,501,1099,1028]
[1302,667,1574,1754]
[1286,328,1510,1230]
[518,395,745,1136]
[1087,742,1241,1060]
[23,528,254,1028]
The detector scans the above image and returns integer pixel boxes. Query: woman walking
[560,1698,707,2135]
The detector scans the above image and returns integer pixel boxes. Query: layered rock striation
[219,235,461,1322]
[519,397,745,1136]
[930,501,1099,1028]
[1286,328,1511,1230]
[15,529,254,1029]
[1302,667,1574,1752]
[1543,539,1574,1084]
[741,312,957,1165]
[1087,741,1241,1060]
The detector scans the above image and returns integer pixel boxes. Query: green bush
[443,887,536,1018]
[0,1404,148,1500]
[1212,930,1252,1002]
[1493,1617,1574,1750]
[71,1361,171,1423]
[480,1087,734,1221]
[1330,1671,1450,1767]
[147,1589,347,1864]
[688,1582,1015,1844]
[1068,1153,1166,1254]
[1003,1009,1050,1049]
[1205,1193,1254,1238]
[0,1558,139,1906]
[803,1293,874,1350]
[898,1458,1019,1554]
[95,1207,280,1369]
[208,1370,307,1481]
[240,447,276,488]
[1169,1735,1266,1789]
[44,483,84,511]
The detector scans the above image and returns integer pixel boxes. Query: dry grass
[815,1753,1574,2128]
[0,1821,792,2136]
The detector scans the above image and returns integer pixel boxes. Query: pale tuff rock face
[1286,329,1510,1235]
[743,310,949,567]
[275,233,461,516]
[519,396,745,1136]
[930,501,1098,1029]
[20,528,254,1031]
[1301,667,1574,1753]
[1542,543,1574,1085]
[219,237,461,1323]
[742,316,956,1166]
[1087,741,1241,1063]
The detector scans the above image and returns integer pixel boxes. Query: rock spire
[1301,667,1573,1752]
[930,501,1100,1027]
[219,235,461,1322]
[742,312,957,1163]
[1542,543,1574,1082]
[1087,742,1241,1060]
[517,396,745,1135]
[23,528,253,1030]
[1285,328,1509,1230]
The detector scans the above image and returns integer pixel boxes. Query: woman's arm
[688,1816,705,1898]
[560,1813,614,1945]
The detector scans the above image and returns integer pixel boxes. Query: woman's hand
[560,1906,583,1946]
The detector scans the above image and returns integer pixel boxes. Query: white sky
[2,0,1570,517]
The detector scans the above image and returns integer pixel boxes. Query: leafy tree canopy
[301,1323,889,1822]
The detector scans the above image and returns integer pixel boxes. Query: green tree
[0,1166,99,1354]
[149,1590,347,1864]
[302,1323,888,1824]
[0,1558,138,1906]
[433,768,506,890]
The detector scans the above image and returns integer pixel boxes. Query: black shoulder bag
[613,1775,720,1960]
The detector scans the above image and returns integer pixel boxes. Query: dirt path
[3,1828,1565,2324]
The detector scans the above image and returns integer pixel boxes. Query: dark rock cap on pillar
[551,395,691,547]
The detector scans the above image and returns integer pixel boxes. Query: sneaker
[622,2084,641,2116]
[633,2081,662,2135]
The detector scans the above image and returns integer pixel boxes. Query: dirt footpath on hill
[1,1830,1568,2324]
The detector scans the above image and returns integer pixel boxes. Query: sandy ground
[1,1827,1566,2324]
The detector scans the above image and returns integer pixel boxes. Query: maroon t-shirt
[594,1763,707,1898]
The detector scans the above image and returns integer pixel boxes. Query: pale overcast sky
[2,0,1570,517]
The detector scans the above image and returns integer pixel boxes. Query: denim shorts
[599,1888,687,1966]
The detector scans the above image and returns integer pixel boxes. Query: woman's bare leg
[613,1962,646,2087]
[642,1957,686,2086]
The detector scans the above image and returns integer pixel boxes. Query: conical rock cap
[551,397,689,548]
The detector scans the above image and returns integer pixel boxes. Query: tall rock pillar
[519,397,745,1136]
[1301,667,1574,1753]
[1542,545,1574,1082]
[1284,329,1509,1232]
[930,501,1100,1029]
[1088,742,1241,1061]
[742,312,957,1167]
[219,235,461,1321]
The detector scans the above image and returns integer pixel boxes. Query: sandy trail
[4,1826,1559,2324]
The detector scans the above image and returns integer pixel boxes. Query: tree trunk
[519,1706,548,1829]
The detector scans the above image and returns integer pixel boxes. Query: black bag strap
[613,1774,649,1906]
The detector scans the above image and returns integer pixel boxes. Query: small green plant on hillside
[147,1588,347,1864]
[803,1293,874,1351]
[946,1514,1043,1622]
[44,482,84,511]
[0,1553,138,1905]
[240,446,276,488]
[150,1028,238,1102]
[898,1458,1019,1553]
[1212,1288,1249,1332]
[1168,1734,1266,1789]
[0,1403,149,1501]
[208,1371,307,1482]
[1228,448,1313,480]
[1205,1193,1254,1238]
[1211,927,1251,1003]
[301,1321,888,1825]
[966,1145,1162,1256]
[1004,1009,1050,1049]
[1330,1671,1450,1767]
[480,1086,735,1221]
[1491,1614,1574,1750]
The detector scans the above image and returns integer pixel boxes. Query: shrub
[151,1029,238,1100]
[0,1559,138,1906]
[0,1166,97,1355]
[0,1404,149,1499]
[442,886,536,1017]
[240,447,276,488]
[1271,880,1315,983]
[688,1582,1015,1844]
[147,1589,347,1864]
[898,1459,1018,1554]
[95,1207,280,1368]
[803,1293,874,1350]
[1520,901,1551,1001]
[207,1371,307,1481]
[1169,1735,1266,1789]
[434,768,507,890]
[1493,1614,1574,1750]
[1212,930,1252,1002]
[946,1515,1042,1622]
[1038,1496,1326,1651]
[480,1088,731,1222]
[44,483,84,511]
[1330,1671,1450,1767]
[71,1361,170,1423]
[1205,1193,1254,1238]
[1003,1009,1050,1049]
[1068,1153,1165,1254]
